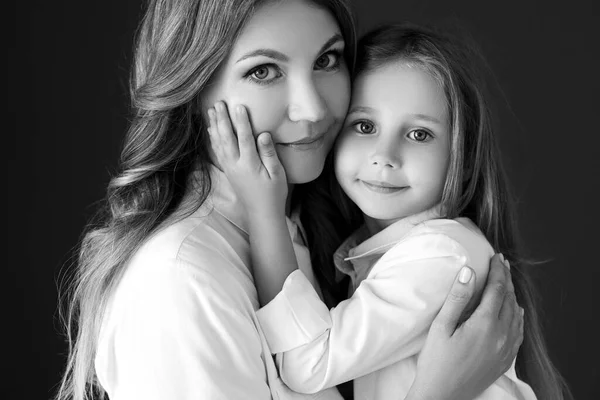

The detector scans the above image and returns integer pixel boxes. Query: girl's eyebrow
[235,33,344,64]
[348,106,375,114]
[347,108,442,125]
[411,113,442,124]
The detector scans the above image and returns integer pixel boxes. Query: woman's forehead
[229,0,343,63]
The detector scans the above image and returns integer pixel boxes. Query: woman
[56,1,524,399]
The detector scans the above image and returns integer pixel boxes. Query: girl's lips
[361,180,408,194]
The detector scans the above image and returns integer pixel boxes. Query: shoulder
[134,208,251,280]
[107,210,256,327]
[412,218,493,258]
[382,218,493,287]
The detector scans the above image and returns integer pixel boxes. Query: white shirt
[257,216,538,400]
[95,166,343,400]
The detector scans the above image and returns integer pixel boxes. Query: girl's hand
[407,254,524,400]
[208,101,287,217]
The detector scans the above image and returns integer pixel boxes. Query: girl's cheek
[334,134,360,178]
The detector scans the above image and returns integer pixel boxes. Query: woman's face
[202,0,351,184]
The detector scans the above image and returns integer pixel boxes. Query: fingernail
[216,102,224,112]
[520,307,524,317]
[237,104,245,116]
[458,266,472,283]
[259,132,271,145]
[499,253,505,263]
[505,259,511,270]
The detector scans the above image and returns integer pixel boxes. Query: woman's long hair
[301,23,572,400]
[55,1,356,399]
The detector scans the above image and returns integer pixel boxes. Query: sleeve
[95,254,272,400]
[256,231,490,394]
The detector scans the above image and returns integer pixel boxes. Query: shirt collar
[194,164,303,237]
[334,206,442,277]
[187,164,250,234]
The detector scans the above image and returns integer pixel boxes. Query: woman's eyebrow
[236,49,289,63]
[317,33,344,55]
[235,33,344,64]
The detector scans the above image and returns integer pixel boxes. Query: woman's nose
[287,77,327,123]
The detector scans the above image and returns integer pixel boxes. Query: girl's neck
[285,184,295,217]
[364,215,395,236]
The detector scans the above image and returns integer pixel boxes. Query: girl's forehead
[350,64,448,121]
[228,0,342,62]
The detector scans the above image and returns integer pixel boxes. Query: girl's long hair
[55,1,356,399]
[301,23,572,400]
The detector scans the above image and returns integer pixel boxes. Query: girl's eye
[245,64,282,84]
[353,121,375,135]
[314,50,341,71]
[407,129,432,142]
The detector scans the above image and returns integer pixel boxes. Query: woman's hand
[406,254,524,400]
[208,101,287,216]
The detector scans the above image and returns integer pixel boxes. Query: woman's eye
[407,129,432,142]
[252,66,269,80]
[353,121,375,135]
[314,51,340,70]
[246,64,281,83]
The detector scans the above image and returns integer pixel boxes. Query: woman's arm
[208,102,299,306]
[406,254,524,400]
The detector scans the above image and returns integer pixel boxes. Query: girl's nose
[369,141,402,169]
[287,77,327,123]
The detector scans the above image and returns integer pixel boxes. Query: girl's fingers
[256,132,285,180]
[234,105,259,164]
[215,101,239,160]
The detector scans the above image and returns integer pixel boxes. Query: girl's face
[334,62,451,231]
[203,0,351,184]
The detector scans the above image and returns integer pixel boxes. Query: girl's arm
[208,102,298,306]
[261,230,486,392]
[256,221,527,396]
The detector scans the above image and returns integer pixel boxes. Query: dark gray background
[12,0,598,399]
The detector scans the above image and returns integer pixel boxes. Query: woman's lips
[361,180,408,194]
[277,132,327,151]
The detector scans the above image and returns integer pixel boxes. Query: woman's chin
[284,159,326,184]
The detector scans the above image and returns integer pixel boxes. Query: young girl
[209,23,567,399]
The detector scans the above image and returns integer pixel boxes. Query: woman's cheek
[228,87,287,139]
